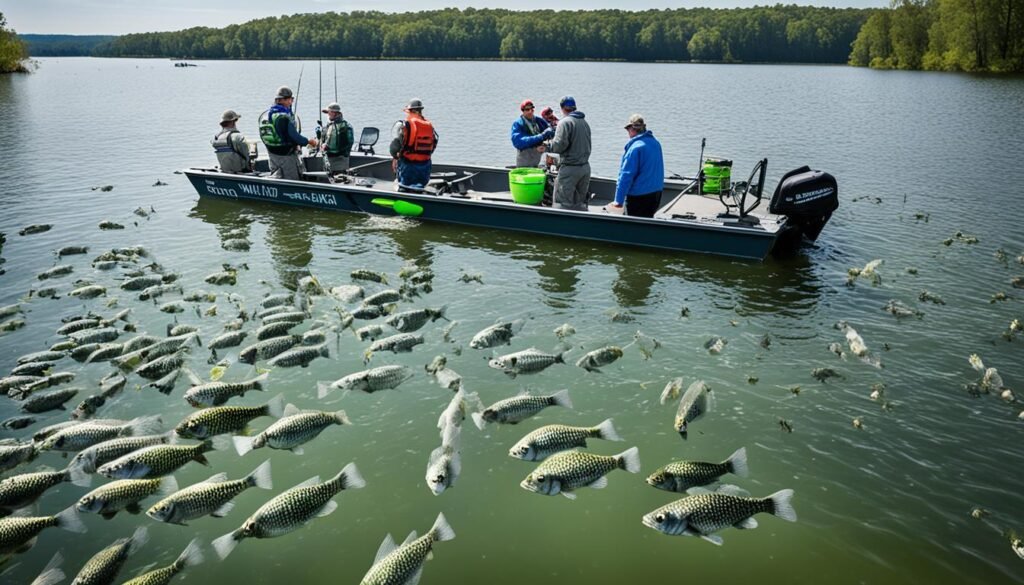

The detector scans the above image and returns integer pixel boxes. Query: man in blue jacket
[258,86,318,180]
[611,114,664,218]
[510,99,554,168]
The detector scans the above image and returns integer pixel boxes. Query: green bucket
[702,157,733,194]
[508,167,546,205]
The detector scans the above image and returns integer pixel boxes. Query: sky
[3,0,888,36]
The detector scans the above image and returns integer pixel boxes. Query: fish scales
[360,513,454,585]
[488,348,564,377]
[641,489,796,543]
[72,435,170,474]
[475,390,572,427]
[267,343,328,368]
[147,461,271,525]
[175,397,282,439]
[237,408,348,454]
[521,448,639,498]
[238,335,301,364]
[71,527,147,585]
[77,478,168,517]
[256,321,297,341]
[121,539,203,585]
[134,352,186,380]
[0,468,80,511]
[20,387,79,413]
[575,346,624,371]
[469,320,522,349]
[184,374,267,407]
[98,443,212,479]
[42,419,154,452]
[324,365,411,396]
[510,420,620,461]
[207,330,248,350]
[363,289,403,306]
[647,448,748,492]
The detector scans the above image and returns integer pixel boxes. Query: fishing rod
[333,61,338,103]
[316,59,323,144]
[294,63,305,134]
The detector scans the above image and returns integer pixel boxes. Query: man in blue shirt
[611,114,664,218]
[510,99,554,167]
[258,86,318,180]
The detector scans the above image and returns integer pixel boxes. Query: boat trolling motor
[767,166,839,242]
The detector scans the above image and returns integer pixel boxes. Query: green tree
[0,13,30,73]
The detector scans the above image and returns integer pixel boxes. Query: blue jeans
[397,158,432,190]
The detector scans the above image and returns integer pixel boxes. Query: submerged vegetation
[0,13,30,73]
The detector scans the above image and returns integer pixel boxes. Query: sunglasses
[523,106,534,111]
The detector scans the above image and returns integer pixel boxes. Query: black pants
[625,191,661,218]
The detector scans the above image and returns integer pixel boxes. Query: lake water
[1,58,1023,584]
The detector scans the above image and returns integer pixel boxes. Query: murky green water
[0,58,1022,584]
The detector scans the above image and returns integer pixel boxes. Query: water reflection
[190,197,824,316]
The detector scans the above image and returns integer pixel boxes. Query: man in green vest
[320,102,354,176]
[259,86,318,180]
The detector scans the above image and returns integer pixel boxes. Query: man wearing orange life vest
[389,98,439,191]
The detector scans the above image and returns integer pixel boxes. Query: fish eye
[655,514,665,523]
[434,474,445,483]
[536,474,545,482]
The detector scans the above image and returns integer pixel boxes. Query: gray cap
[275,86,294,99]
[405,98,424,111]
[322,102,342,114]
[624,114,646,130]
[220,110,241,123]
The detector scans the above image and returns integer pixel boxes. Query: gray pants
[554,163,591,211]
[516,147,543,168]
[269,152,304,180]
[325,155,350,174]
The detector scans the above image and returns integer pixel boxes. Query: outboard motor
[768,166,838,241]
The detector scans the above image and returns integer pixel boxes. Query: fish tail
[317,381,334,400]
[211,529,243,560]
[32,552,64,585]
[253,372,270,391]
[233,435,256,456]
[54,506,87,533]
[615,446,641,473]
[471,411,487,431]
[333,462,366,490]
[554,351,566,364]
[193,440,214,465]
[319,345,330,358]
[429,512,456,543]
[333,410,350,425]
[157,475,179,496]
[436,304,449,321]
[245,459,273,490]
[265,393,285,418]
[766,489,797,522]
[126,526,150,556]
[127,414,164,436]
[64,461,93,487]
[593,418,622,442]
[725,447,749,478]
[173,538,205,572]
[550,388,573,410]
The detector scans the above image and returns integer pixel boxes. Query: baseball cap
[520,99,534,111]
[275,86,294,99]
[322,102,342,114]
[220,110,241,123]
[559,95,576,108]
[624,114,645,129]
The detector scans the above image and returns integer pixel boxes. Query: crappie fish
[1,375,44,396]
[238,335,301,365]
[184,373,268,407]
[134,351,187,380]
[212,464,365,559]
[641,486,797,545]
[521,447,640,499]
[0,464,91,512]
[488,348,565,378]
[19,224,53,236]
[356,324,384,342]
[509,419,622,462]
[359,513,455,585]
[233,405,349,456]
[386,306,447,333]
[57,318,101,336]
[11,361,56,376]
[20,387,79,413]
[204,269,237,286]
[147,460,272,525]
[575,346,624,372]
[70,526,148,585]
[0,507,86,556]
[122,334,160,354]
[146,369,180,395]
[320,365,413,397]
[675,381,713,439]
[184,290,217,303]
[70,434,172,474]
[436,390,483,443]
[69,327,119,345]
[259,293,294,309]
[120,275,164,291]
[138,283,182,301]
[0,415,35,430]
[302,328,327,345]
[262,310,306,325]
[365,333,424,361]
[158,301,185,314]
[85,343,123,364]
[0,303,22,319]
[76,477,177,519]
[647,447,749,492]
[352,304,393,320]
[97,442,214,480]
[175,395,284,439]
[470,319,524,349]
[207,329,248,350]
[351,269,388,284]
[121,538,204,585]
[256,320,297,341]
[37,265,74,281]
[473,389,572,429]
[267,343,329,368]
[40,416,162,452]
[425,444,461,495]
[363,289,403,306]
[660,377,684,405]
[17,350,66,365]
[58,245,89,256]
[254,305,293,320]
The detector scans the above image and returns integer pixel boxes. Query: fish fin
[725,447,749,478]
[594,418,622,442]
[560,491,577,500]
[701,534,724,546]
[373,534,397,565]
[31,552,64,585]
[550,388,573,409]
[210,435,231,452]
[587,476,608,489]
[768,489,797,522]
[210,501,235,518]
[615,446,641,473]
[334,462,366,490]
[407,566,425,585]
[313,500,338,518]
[471,412,486,431]
[233,435,256,456]
[282,403,301,418]
[101,512,118,520]
[127,526,149,556]
[127,414,164,436]
[185,368,202,386]
[402,530,418,545]
[291,446,305,456]
[734,517,759,530]
[293,476,321,490]
[686,486,713,496]
[158,475,179,496]
[333,410,350,425]
[176,538,205,569]
[14,536,38,553]
[316,381,333,400]
[55,506,87,533]
[265,394,285,418]
[125,503,141,515]
[211,530,241,560]
[246,459,273,490]
[715,484,749,497]
[66,463,93,487]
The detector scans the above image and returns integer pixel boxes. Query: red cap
[540,106,554,117]
[520,99,535,111]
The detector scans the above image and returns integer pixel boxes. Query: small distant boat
[173,62,197,67]
[183,131,838,261]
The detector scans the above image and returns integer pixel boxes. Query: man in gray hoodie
[547,95,592,211]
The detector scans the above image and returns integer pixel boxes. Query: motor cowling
[768,166,838,242]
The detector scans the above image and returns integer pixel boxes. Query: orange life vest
[401,114,436,162]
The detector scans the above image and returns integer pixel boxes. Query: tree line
[0,13,30,73]
[849,0,1023,72]
[92,7,870,64]
[22,34,117,57]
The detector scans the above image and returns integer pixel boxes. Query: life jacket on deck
[401,115,436,162]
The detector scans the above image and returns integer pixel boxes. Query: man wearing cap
[510,99,554,168]
[211,110,251,174]
[321,102,354,175]
[258,85,318,180]
[389,98,439,190]
[546,95,592,212]
[611,114,664,218]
